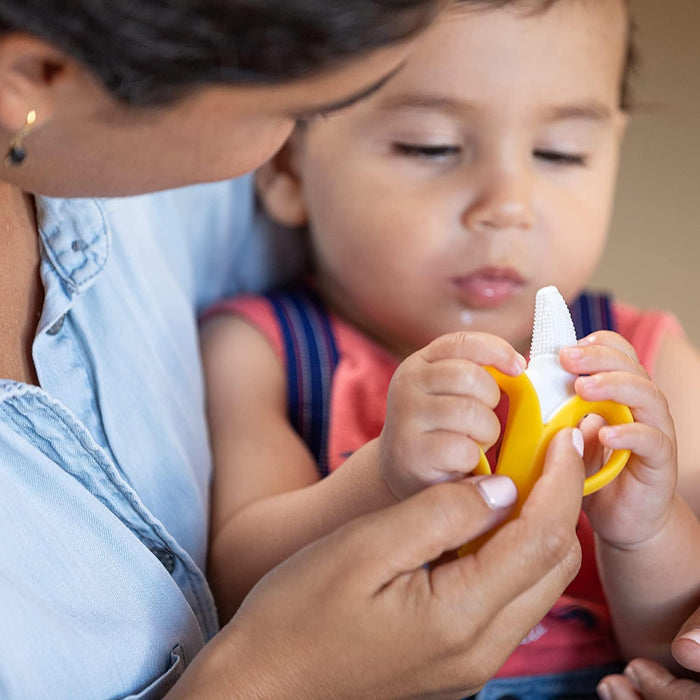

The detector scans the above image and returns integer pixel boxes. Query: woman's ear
[255,134,308,228]
[0,34,70,134]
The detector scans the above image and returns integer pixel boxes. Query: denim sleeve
[101,175,308,314]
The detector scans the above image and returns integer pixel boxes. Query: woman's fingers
[673,609,700,672]
[430,428,585,619]
[599,659,700,700]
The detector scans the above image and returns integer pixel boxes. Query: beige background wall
[591,0,700,345]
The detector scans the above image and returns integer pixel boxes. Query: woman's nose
[462,166,535,233]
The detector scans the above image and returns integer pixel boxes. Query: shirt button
[46,315,65,336]
[151,547,176,574]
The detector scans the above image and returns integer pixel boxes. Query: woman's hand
[597,606,700,699]
[170,429,585,699]
[379,331,526,500]
[598,659,700,700]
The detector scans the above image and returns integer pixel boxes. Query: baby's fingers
[600,422,676,476]
[419,394,502,446]
[409,431,488,484]
[394,332,525,411]
[419,331,526,377]
[408,358,503,408]
[561,338,647,379]
[575,371,674,433]
[578,330,638,359]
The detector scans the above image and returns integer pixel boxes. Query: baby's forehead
[410,0,632,107]
[297,0,630,138]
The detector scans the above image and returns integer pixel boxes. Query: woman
[0,1,591,697]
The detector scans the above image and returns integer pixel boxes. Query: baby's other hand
[559,331,678,547]
[379,332,526,500]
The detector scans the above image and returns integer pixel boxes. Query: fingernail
[473,475,518,509]
[596,680,612,700]
[571,428,584,458]
[515,353,527,373]
[578,334,596,345]
[561,346,582,359]
[578,375,596,390]
[600,426,620,443]
[624,663,640,691]
[677,628,700,646]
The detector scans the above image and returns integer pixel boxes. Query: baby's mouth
[451,267,525,308]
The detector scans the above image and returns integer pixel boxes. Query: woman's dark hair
[0,0,442,106]
[0,0,637,109]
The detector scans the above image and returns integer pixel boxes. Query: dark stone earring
[5,145,26,166]
[4,110,36,167]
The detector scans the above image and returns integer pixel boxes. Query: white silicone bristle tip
[529,286,577,359]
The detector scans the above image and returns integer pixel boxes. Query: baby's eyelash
[534,150,587,166]
[392,143,461,158]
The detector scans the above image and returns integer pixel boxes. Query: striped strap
[267,287,339,478]
[569,291,616,336]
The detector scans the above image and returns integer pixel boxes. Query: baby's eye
[392,143,461,159]
[534,149,587,166]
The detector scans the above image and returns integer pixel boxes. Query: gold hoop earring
[5,110,37,166]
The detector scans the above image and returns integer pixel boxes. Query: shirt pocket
[122,644,186,700]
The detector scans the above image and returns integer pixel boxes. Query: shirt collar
[36,196,111,295]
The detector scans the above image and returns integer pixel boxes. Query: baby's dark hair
[458,0,638,109]
[0,0,441,106]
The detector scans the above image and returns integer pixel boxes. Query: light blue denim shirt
[0,176,304,699]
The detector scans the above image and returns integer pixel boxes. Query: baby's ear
[255,137,308,228]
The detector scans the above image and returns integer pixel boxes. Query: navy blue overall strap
[266,286,340,478]
[569,290,616,336]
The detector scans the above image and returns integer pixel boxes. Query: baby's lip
[451,267,525,308]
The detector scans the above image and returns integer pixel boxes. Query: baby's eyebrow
[374,94,470,116]
[373,95,614,122]
[542,102,613,122]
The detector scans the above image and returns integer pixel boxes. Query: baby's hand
[559,331,678,547]
[379,332,526,500]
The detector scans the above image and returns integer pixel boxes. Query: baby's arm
[561,333,700,666]
[202,314,393,623]
[201,314,525,623]
[652,331,700,515]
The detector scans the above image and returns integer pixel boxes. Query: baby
[201,0,700,696]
